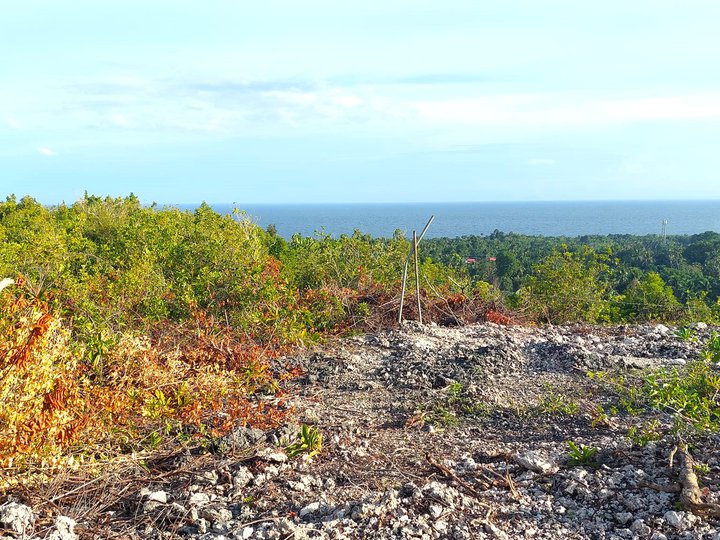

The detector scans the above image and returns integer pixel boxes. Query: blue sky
[2,0,720,204]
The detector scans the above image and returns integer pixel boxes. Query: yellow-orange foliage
[0,281,88,468]
[0,279,292,475]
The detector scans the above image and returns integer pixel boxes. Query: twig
[49,475,106,503]
[237,516,284,528]
[426,453,483,499]
[638,480,681,493]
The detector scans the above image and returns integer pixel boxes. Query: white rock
[631,519,651,536]
[429,504,444,519]
[147,490,167,503]
[143,501,164,513]
[233,467,254,488]
[261,450,288,463]
[514,451,559,474]
[663,510,684,530]
[47,515,77,540]
[615,512,633,525]
[299,502,321,518]
[189,493,211,507]
[0,502,34,534]
[240,527,254,539]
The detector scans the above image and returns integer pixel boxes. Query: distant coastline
[175,200,720,239]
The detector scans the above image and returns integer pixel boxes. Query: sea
[177,200,720,239]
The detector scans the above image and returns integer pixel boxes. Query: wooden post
[413,230,422,324]
[398,215,434,325]
[418,215,435,244]
[398,258,409,324]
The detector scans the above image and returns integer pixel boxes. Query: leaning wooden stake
[398,258,410,324]
[413,230,422,324]
[398,215,434,324]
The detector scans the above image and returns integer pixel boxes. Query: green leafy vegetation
[627,420,663,447]
[643,360,720,435]
[588,336,720,445]
[1,192,719,480]
[537,386,579,416]
[423,230,720,324]
[566,440,600,467]
[516,247,610,324]
[285,425,323,458]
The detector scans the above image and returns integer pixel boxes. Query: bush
[0,278,292,473]
[619,272,681,322]
[516,248,610,324]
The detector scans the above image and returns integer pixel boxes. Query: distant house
[487,257,497,261]
[465,257,476,264]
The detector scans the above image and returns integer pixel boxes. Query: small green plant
[143,430,164,450]
[701,332,720,362]
[587,371,645,416]
[427,405,459,428]
[285,425,323,458]
[85,331,117,382]
[643,360,720,433]
[675,327,696,342]
[590,405,611,428]
[143,389,176,419]
[424,382,493,424]
[538,386,578,416]
[566,440,599,467]
[447,381,463,402]
[627,419,662,447]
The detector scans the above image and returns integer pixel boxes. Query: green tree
[495,249,522,292]
[620,272,681,322]
[517,247,609,324]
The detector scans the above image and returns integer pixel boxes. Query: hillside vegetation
[1,194,719,477]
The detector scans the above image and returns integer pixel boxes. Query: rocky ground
[3,322,720,540]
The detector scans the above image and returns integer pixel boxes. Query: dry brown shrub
[0,279,294,486]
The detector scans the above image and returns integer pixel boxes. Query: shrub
[620,272,682,322]
[516,248,610,324]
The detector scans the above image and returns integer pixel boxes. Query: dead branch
[640,443,720,518]
[426,453,480,498]
[676,443,720,518]
[638,480,681,493]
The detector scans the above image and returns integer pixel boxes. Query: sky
[2,0,720,204]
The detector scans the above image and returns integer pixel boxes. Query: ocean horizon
[175,200,720,239]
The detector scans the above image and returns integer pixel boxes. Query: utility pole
[661,219,668,242]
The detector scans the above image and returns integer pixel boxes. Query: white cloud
[38,147,57,156]
[111,113,131,127]
[13,69,720,144]
[409,92,720,128]
[528,158,555,166]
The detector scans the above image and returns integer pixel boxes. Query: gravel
[8,322,720,539]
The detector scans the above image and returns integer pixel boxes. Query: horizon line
[168,198,720,207]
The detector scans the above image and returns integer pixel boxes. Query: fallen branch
[426,453,480,498]
[637,480,681,493]
[676,443,720,518]
[479,508,510,540]
[640,443,720,518]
